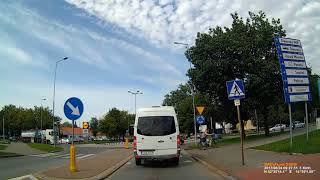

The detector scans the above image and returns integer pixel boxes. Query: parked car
[269,124,286,132]
[292,121,305,129]
[59,138,70,144]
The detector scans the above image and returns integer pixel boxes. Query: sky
[0,0,319,126]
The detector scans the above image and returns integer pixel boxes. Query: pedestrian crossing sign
[226,80,245,100]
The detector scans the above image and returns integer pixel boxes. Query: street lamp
[52,57,68,147]
[41,98,46,143]
[128,90,143,116]
[174,41,197,144]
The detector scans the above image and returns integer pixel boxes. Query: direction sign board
[64,97,84,121]
[196,115,205,124]
[274,37,312,103]
[226,80,245,100]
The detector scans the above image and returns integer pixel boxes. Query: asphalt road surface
[107,150,224,180]
[0,145,109,179]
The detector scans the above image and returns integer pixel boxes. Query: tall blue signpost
[64,97,84,172]
[274,37,312,148]
[226,79,245,165]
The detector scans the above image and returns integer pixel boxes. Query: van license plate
[141,151,154,155]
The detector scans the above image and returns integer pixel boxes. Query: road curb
[34,154,133,180]
[185,151,236,180]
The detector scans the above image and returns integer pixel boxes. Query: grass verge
[0,144,8,150]
[27,143,64,153]
[251,129,320,154]
[217,130,288,146]
[185,131,288,150]
[0,151,22,158]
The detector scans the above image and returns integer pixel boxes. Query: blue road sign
[226,80,245,100]
[64,97,84,121]
[196,115,205,124]
[274,37,312,103]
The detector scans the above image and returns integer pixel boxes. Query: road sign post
[274,37,312,146]
[226,79,245,166]
[64,97,84,172]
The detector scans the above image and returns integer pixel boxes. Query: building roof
[60,127,84,135]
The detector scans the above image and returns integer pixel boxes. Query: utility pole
[173,41,197,145]
[2,116,4,140]
[128,90,143,131]
[52,57,68,147]
[255,109,259,134]
[41,98,46,143]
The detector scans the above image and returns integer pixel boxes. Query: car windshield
[137,116,176,136]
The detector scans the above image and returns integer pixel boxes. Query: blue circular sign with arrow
[196,115,205,124]
[64,97,84,121]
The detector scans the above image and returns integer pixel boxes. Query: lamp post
[52,57,68,147]
[128,90,143,115]
[41,98,46,143]
[174,42,197,144]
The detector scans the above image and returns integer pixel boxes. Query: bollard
[125,138,129,149]
[69,144,77,172]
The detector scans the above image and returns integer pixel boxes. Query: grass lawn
[185,131,288,150]
[216,130,288,146]
[252,129,320,154]
[27,143,64,153]
[0,144,8,150]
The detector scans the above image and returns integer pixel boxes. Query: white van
[133,106,180,165]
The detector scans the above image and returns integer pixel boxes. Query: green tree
[186,11,286,136]
[61,121,72,127]
[90,117,99,137]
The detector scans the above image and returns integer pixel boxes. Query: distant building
[60,127,93,139]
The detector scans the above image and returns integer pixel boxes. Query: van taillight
[133,136,137,151]
[177,135,181,147]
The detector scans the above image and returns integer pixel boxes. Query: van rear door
[136,116,177,156]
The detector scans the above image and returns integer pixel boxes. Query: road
[107,150,225,180]
[0,145,109,179]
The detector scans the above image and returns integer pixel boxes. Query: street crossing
[29,153,95,159]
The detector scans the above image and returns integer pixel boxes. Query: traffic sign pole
[236,102,245,166]
[288,104,293,152]
[64,97,83,173]
[305,102,309,142]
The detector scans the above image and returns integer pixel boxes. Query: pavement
[34,148,132,180]
[187,127,320,180]
[108,150,225,180]
[0,144,120,179]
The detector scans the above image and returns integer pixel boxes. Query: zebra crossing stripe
[77,154,95,159]
[29,153,57,157]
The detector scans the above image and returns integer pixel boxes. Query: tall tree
[90,117,99,137]
[186,11,286,136]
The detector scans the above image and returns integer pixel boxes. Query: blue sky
[1,0,319,126]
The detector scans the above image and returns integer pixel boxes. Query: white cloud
[65,0,320,74]
[0,2,185,87]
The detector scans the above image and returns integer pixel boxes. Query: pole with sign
[226,79,245,165]
[274,37,312,147]
[64,97,84,172]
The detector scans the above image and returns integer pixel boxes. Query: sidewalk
[34,148,133,180]
[187,129,320,180]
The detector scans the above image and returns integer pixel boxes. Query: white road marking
[126,162,132,165]
[9,174,37,180]
[29,153,57,157]
[77,154,95,159]
[184,160,192,163]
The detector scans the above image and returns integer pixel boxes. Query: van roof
[137,106,175,112]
